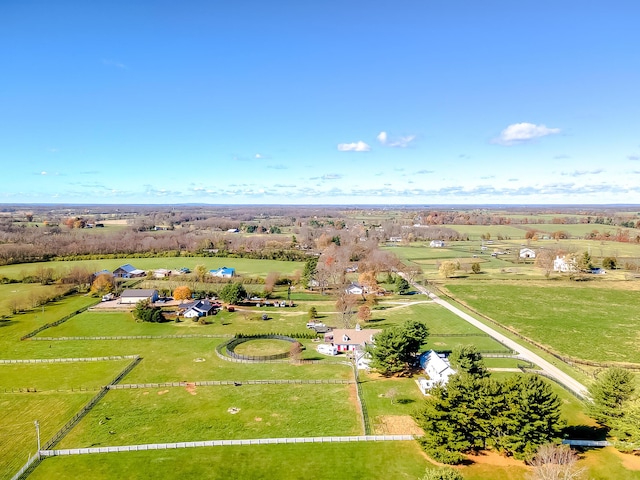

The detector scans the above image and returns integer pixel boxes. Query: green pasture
[2,336,352,382]
[445,282,640,364]
[0,392,94,479]
[58,384,362,448]
[0,360,131,391]
[38,309,312,338]
[358,373,424,421]
[30,441,431,480]
[428,335,511,354]
[0,257,304,280]
[370,301,494,334]
[0,283,75,318]
[233,339,292,356]
[0,295,97,342]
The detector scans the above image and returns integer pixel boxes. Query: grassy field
[0,283,75,318]
[445,282,640,364]
[2,255,639,479]
[0,392,94,479]
[0,295,98,342]
[0,360,131,391]
[29,441,432,480]
[58,384,362,448]
[0,257,305,280]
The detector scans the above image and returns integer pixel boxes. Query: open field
[0,360,131,391]
[29,441,432,480]
[0,283,74,318]
[2,254,638,478]
[0,295,98,342]
[37,309,312,338]
[445,282,640,364]
[0,392,94,479]
[58,384,362,448]
[0,257,305,280]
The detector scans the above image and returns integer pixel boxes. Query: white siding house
[417,350,456,394]
[553,255,577,272]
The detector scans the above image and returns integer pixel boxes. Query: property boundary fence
[42,356,141,451]
[428,286,638,375]
[110,378,353,389]
[12,355,142,479]
[31,334,233,341]
[20,302,99,341]
[352,364,371,435]
[0,355,139,364]
[40,435,416,457]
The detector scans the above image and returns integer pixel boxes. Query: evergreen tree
[588,367,636,428]
[302,257,318,287]
[494,374,562,459]
[367,319,428,375]
[395,276,410,294]
[448,345,488,378]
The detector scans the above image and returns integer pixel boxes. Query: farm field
[445,282,640,364]
[0,392,94,479]
[29,441,432,480]
[0,295,98,342]
[0,257,305,280]
[0,359,131,391]
[2,252,639,478]
[58,384,362,448]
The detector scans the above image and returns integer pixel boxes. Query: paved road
[404,277,590,399]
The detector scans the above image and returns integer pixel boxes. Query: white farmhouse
[553,255,577,272]
[417,350,456,394]
[429,240,445,248]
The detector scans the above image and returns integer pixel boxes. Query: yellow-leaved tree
[173,285,192,302]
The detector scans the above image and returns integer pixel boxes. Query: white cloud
[377,131,415,148]
[337,141,371,152]
[494,122,561,145]
[40,171,47,175]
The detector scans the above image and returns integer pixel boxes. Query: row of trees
[414,346,563,463]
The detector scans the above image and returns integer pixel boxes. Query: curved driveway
[407,279,590,399]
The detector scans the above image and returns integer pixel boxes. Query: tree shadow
[0,320,16,328]
[396,398,415,405]
[366,318,386,323]
[562,425,608,441]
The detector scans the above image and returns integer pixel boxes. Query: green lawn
[445,282,640,364]
[358,373,424,427]
[30,441,431,480]
[58,384,362,448]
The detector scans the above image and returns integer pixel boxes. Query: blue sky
[1,0,639,204]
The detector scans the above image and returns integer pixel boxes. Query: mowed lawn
[0,392,94,479]
[446,282,640,364]
[58,384,362,448]
[29,441,431,480]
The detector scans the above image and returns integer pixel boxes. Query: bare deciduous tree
[528,444,585,480]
